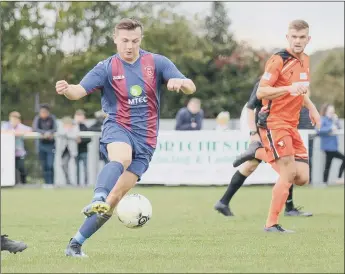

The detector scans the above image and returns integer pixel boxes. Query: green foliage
[311,49,344,117]
[1,2,343,121]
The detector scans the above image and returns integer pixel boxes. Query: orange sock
[254,148,266,161]
[265,178,292,228]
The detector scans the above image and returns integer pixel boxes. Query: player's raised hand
[55,80,69,95]
[167,78,184,92]
[288,84,308,96]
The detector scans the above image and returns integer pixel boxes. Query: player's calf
[91,142,133,206]
[106,171,139,208]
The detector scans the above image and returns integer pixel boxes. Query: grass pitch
[1,185,344,273]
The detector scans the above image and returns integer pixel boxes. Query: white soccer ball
[116,194,152,228]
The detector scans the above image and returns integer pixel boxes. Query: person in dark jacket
[32,104,57,187]
[318,103,344,184]
[74,109,91,185]
[89,110,107,164]
[175,98,203,131]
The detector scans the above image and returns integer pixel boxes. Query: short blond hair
[9,111,21,119]
[289,20,309,31]
[61,116,74,125]
[75,109,85,116]
[216,111,230,121]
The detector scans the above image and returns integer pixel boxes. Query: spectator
[318,103,344,184]
[32,104,57,187]
[1,111,32,185]
[89,110,107,164]
[74,109,91,186]
[57,116,80,185]
[215,111,230,131]
[175,98,203,130]
[88,110,106,132]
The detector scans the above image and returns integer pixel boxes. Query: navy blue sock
[71,214,111,245]
[93,161,124,202]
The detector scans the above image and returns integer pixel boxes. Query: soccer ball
[116,194,152,228]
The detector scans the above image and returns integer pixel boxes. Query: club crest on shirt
[144,66,154,78]
[300,72,308,80]
[277,140,285,148]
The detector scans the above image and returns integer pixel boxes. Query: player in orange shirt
[233,20,321,232]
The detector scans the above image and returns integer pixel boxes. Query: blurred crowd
[1,105,107,188]
[1,99,344,187]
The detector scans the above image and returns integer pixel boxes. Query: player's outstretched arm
[257,55,308,100]
[257,86,290,100]
[159,55,196,95]
[257,84,308,100]
[167,78,196,95]
[55,80,87,100]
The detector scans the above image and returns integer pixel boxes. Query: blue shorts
[100,120,155,181]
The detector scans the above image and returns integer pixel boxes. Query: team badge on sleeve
[262,72,272,80]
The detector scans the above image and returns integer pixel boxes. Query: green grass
[1,185,344,273]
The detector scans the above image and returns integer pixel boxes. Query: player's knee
[278,156,297,183]
[108,153,132,169]
[287,170,297,183]
[295,174,309,186]
[107,143,132,169]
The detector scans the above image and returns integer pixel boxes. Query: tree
[187,2,261,118]
[311,49,344,117]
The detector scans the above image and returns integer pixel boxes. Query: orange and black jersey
[258,48,310,129]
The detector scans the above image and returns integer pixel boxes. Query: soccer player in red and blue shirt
[56,18,196,257]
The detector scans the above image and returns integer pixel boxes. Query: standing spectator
[175,98,203,130]
[74,109,91,185]
[57,116,80,185]
[215,111,230,131]
[1,111,32,185]
[89,110,107,164]
[32,104,57,187]
[298,106,316,182]
[318,103,344,184]
[88,110,106,132]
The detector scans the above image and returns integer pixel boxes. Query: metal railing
[14,129,345,186]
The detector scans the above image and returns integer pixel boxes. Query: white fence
[2,129,343,187]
